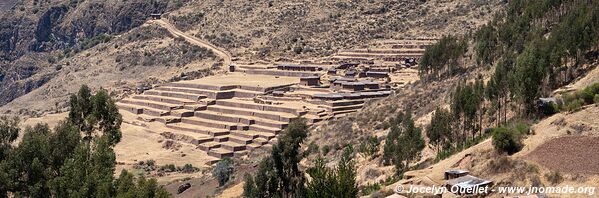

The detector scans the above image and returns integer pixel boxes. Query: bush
[492,127,522,154]
[361,182,381,196]
[559,82,599,111]
[565,98,584,112]
[514,122,530,135]
[212,158,234,186]
[321,145,331,155]
[579,89,595,104]
[181,164,197,173]
[545,171,563,185]
[48,56,56,64]
[358,135,379,158]
[159,164,176,172]
[305,141,319,156]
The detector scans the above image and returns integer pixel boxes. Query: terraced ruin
[117,38,432,160]
[331,38,436,64]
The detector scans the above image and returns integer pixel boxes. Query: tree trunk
[497,99,501,127]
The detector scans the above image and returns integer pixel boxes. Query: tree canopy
[0,85,170,197]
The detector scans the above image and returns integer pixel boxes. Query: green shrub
[181,164,197,173]
[48,56,56,64]
[492,127,522,154]
[545,171,563,185]
[579,88,595,104]
[358,135,379,158]
[514,122,530,135]
[558,82,599,112]
[321,145,331,155]
[361,182,381,196]
[305,141,319,156]
[213,158,234,186]
[159,164,176,172]
[565,98,584,112]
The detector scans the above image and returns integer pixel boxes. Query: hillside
[382,68,599,197]
[1,0,509,197]
[0,0,189,109]
[1,0,503,115]
[166,0,500,59]
[6,0,599,197]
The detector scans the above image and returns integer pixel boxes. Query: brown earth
[527,136,599,175]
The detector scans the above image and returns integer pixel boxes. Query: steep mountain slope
[1,22,219,116]
[0,0,189,108]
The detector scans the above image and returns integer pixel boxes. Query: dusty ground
[568,63,599,90]
[14,110,213,185]
[115,110,215,182]
[20,112,69,129]
[389,68,420,86]
[527,136,599,175]
[383,104,599,197]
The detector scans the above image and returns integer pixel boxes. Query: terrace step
[117,103,169,116]
[220,141,247,152]
[253,137,269,145]
[212,135,253,144]
[327,104,364,112]
[146,89,206,101]
[199,142,221,151]
[156,86,262,99]
[207,148,234,158]
[326,99,366,107]
[153,115,181,124]
[121,98,182,111]
[117,102,143,114]
[245,142,264,150]
[332,109,359,116]
[216,99,304,116]
[165,122,230,136]
[249,125,282,134]
[229,130,276,140]
[160,131,213,145]
[194,111,254,125]
[228,135,253,144]
[206,105,297,122]
[181,117,249,130]
[164,83,230,91]
[183,104,207,111]
[196,110,288,129]
[133,95,197,105]
[170,109,195,117]
[303,115,324,124]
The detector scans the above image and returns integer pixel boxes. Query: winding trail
[151,19,232,67]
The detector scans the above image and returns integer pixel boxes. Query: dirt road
[151,19,232,67]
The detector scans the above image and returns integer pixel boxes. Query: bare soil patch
[527,136,599,175]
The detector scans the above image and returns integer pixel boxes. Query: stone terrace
[117,41,428,160]
[330,39,437,64]
[118,65,392,160]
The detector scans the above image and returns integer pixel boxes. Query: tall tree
[244,119,309,198]
[0,116,19,161]
[513,42,548,115]
[306,147,358,198]
[0,85,170,197]
[68,85,122,146]
[383,112,425,175]
[426,107,453,152]
[0,116,20,198]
